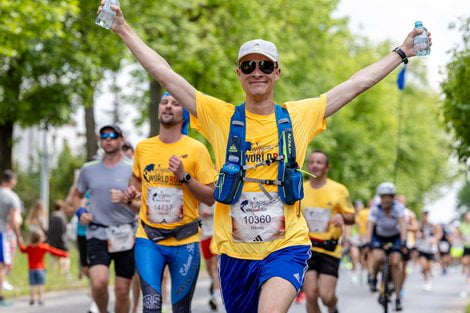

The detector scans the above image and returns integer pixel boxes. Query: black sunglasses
[239,60,277,75]
[100,132,119,140]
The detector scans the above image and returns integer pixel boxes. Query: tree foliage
[441,17,470,164]
[458,180,470,215]
[0,0,126,170]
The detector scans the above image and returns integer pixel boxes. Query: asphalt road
[6,264,469,313]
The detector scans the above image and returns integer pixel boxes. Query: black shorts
[307,250,340,278]
[418,251,435,261]
[87,238,135,279]
[464,247,470,256]
[77,235,88,267]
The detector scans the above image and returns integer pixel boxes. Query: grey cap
[99,124,123,137]
[237,39,279,62]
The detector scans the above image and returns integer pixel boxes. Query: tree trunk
[148,79,161,137]
[85,100,98,161]
[0,121,13,172]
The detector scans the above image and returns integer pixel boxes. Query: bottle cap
[415,21,423,27]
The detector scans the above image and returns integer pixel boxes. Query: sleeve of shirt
[339,186,354,215]
[43,243,68,258]
[19,243,27,253]
[368,206,378,223]
[11,193,22,211]
[285,94,327,143]
[76,167,88,194]
[193,144,218,185]
[194,91,233,143]
[132,143,142,179]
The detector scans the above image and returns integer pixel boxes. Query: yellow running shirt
[192,91,326,260]
[133,135,217,246]
[356,208,370,237]
[301,179,354,259]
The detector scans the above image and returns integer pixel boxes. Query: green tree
[458,180,470,215]
[0,1,81,172]
[441,17,470,164]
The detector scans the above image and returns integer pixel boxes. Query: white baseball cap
[237,39,279,62]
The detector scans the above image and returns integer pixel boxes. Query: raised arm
[325,27,432,118]
[101,1,197,116]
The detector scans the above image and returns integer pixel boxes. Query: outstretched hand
[97,0,126,33]
[400,27,432,58]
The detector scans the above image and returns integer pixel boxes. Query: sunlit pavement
[8,265,469,313]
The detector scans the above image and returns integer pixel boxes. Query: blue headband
[162,92,189,135]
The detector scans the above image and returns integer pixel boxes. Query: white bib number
[231,192,285,243]
[106,224,135,253]
[303,207,331,233]
[146,187,183,224]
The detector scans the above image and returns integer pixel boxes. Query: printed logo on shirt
[143,163,179,185]
[245,142,279,164]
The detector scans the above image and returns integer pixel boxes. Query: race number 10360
[243,215,272,224]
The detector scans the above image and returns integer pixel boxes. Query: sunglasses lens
[240,61,256,74]
[259,61,275,74]
[100,132,119,140]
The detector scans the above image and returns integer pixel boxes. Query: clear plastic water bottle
[96,0,119,30]
[413,21,430,56]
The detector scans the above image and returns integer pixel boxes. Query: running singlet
[192,91,326,260]
[368,201,405,237]
[356,208,370,237]
[133,135,217,246]
[460,222,470,248]
[417,223,437,254]
[301,179,354,258]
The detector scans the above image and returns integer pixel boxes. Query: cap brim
[237,51,278,62]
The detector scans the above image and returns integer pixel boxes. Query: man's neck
[245,94,275,115]
[0,182,11,189]
[102,151,122,167]
[310,176,327,189]
[159,125,182,144]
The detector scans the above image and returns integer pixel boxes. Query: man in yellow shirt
[124,92,217,313]
[101,2,432,312]
[301,151,355,313]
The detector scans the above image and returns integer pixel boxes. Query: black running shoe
[369,278,378,292]
[395,298,403,311]
[209,299,218,311]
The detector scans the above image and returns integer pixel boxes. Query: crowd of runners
[1,2,469,313]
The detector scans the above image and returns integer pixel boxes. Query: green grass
[4,243,88,298]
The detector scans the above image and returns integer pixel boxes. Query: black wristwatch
[393,47,408,64]
[179,172,191,184]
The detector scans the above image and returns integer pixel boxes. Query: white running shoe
[423,281,432,292]
[88,301,99,313]
[2,280,14,291]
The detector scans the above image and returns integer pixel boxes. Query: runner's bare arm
[342,212,355,225]
[124,174,142,213]
[325,27,431,118]
[365,220,374,244]
[399,216,407,242]
[185,182,215,207]
[101,2,197,116]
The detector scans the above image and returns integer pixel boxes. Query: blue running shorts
[219,245,310,313]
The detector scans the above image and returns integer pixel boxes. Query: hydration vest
[214,103,304,205]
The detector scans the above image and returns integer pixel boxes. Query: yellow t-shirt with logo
[301,179,354,259]
[356,208,370,237]
[192,91,326,260]
[133,135,217,246]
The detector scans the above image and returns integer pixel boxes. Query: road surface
[7,265,469,313]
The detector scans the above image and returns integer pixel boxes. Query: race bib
[303,207,331,233]
[231,192,285,243]
[106,224,135,253]
[146,187,183,223]
[439,241,450,253]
